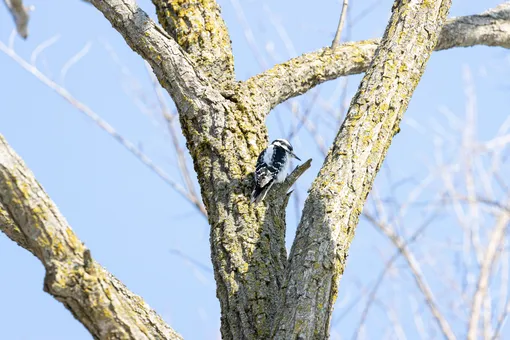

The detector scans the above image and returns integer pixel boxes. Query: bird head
[271,139,301,161]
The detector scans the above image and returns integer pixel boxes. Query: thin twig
[492,297,510,340]
[362,212,456,340]
[0,41,207,216]
[467,201,510,340]
[496,244,510,339]
[273,158,312,197]
[229,0,267,69]
[145,62,203,210]
[290,102,328,156]
[169,248,213,273]
[30,35,60,66]
[462,65,484,266]
[286,90,321,141]
[263,4,297,57]
[332,0,349,48]
[101,41,166,131]
[351,211,439,337]
[60,42,93,85]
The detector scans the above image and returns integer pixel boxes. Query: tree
[1,0,509,339]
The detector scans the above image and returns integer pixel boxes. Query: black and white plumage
[251,139,301,204]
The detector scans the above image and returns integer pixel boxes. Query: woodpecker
[251,139,301,204]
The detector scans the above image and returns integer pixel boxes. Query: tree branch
[0,135,182,339]
[272,0,452,338]
[3,0,31,38]
[467,200,510,340]
[89,0,225,118]
[331,0,349,48]
[244,2,510,113]
[152,0,235,87]
[363,212,455,340]
[0,40,207,216]
[351,210,440,338]
[271,159,313,201]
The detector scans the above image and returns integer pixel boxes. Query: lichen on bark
[152,0,235,87]
[272,0,453,338]
[0,135,183,340]
[3,0,509,339]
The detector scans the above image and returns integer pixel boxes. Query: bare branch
[363,212,456,340]
[3,0,31,39]
[0,41,206,216]
[331,0,349,48]
[467,201,510,340]
[30,35,60,66]
[271,158,313,201]
[169,248,213,273]
[492,298,510,340]
[145,62,204,212]
[436,2,510,51]
[60,41,93,84]
[89,0,225,118]
[0,135,182,340]
[241,40,378,116]
[352,211,439,338]
[244,2,510,113]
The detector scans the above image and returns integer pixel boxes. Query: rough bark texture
[0,135,182,340]
[436,2,510,51]
[271,0,452,338]
[151,0,235,87]
[2,0,509,339]
[90,1,294,338]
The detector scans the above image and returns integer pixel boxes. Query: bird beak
[290,152,301,161]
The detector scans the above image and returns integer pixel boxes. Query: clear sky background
[1,0,509,339]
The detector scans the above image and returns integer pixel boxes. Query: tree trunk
[272,0,452,338]
[2,0,510,339]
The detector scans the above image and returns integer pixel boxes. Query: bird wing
[256,167,275,188]
[255,149,274,188]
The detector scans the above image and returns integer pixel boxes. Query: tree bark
[272,0,452,338]
[3,0,30,38]
[90,1,296,338]
[2,0,510,339]
[151,0,235,87]
[0,135,182,340]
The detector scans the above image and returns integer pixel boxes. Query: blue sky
[1,0,509,339]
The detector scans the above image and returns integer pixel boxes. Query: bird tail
[250,182,274,204]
